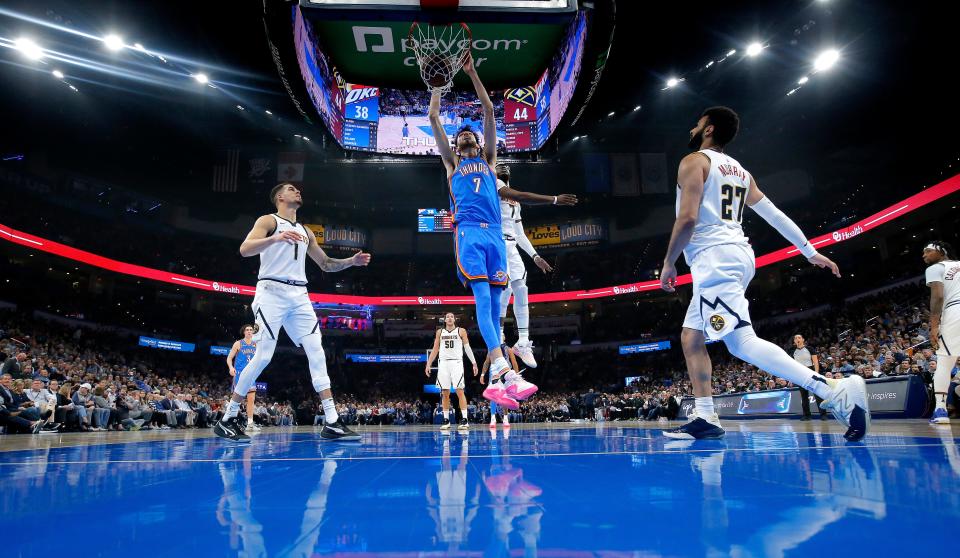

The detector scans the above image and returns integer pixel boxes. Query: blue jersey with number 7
[448,156,501,226]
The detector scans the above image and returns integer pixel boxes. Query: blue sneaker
[930,408,951,425]
[663,414,725,440]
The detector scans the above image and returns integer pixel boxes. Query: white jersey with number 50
[439,327,463,361]
[678,149,753,265]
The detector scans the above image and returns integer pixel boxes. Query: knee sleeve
[499,284,513,318]
[234,338,276,395]
[301,333,331,393]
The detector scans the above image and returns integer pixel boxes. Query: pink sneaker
[483,382,520,410]
[504,372,538,401]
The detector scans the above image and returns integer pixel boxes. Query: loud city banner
[306,224,368,251]
[525,219,606,249]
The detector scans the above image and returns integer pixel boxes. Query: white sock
[518,329,530,344]
[724,327,835,400]
[322,398,339,424]
[491,357,510,380]
[695,397,715,418]
[224,400,241,419]
[934,357,956,410]
[443,410,450,421]
[460,408,467,420]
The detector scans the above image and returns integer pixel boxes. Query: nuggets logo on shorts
[710,315,726,332]
[252,323,260,334]
[495,270,507,282]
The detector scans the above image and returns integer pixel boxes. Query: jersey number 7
[472,177,482,193]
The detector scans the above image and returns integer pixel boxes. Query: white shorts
[682,243,756,341]
[437,359,465,390]
[505,240,526,282]
[251,280,320,347]
[937,305,960,357]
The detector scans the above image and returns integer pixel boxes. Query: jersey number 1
[721,184,748,223]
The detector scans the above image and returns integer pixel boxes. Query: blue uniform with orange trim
[449,156,508,287]
[232,340,257,391]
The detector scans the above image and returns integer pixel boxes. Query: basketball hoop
[408,21,472,94]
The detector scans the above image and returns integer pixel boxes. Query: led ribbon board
[2,174,958,305]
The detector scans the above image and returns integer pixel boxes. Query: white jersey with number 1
[678,149,752,265]
[258,214,309,284]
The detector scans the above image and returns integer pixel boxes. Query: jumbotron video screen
[293,9,587,155]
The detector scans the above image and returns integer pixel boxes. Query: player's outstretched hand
[424,365,431,378]
[351,251,372,267]
[555,194,578,206]
[462,51,476,75]
[275,230,304,245]
[807,253,841,278]
[534,255,553,273]
[660,261,677,292]
[472,363,479,376]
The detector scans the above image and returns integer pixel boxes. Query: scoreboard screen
[418,208,453,233]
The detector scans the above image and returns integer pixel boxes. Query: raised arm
[747,176,840,277]
[425,329,442,377]
[660,153,709,292]
[498,185,578,206]
[462,53,497,167]
[240,215,285,257]
[303,225,371,273]
[428,89,457,175]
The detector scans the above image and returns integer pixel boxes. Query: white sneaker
[513,341,538,368]
[820,375,871,441]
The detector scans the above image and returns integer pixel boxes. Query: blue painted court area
[3,422,959,557]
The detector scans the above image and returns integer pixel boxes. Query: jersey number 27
[720,184,748,223]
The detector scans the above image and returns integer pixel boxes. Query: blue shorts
[454,223,508,287]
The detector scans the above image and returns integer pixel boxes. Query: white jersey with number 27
[678,149,752,265]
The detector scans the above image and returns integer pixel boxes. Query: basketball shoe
[513,341,537,368]
[214,416,251,443]
[320,418,361,441]
[504,371,538,400]
[930,408,950,425]
[819,374,871,441]
[484,381,520,410]
[663,410,725,440]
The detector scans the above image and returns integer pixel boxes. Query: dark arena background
[1,1,959,556]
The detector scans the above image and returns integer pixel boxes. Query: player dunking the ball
[425,312,479,431]
[214,182,371,443]
[226,324,259,431]
[923,240,959,425]
[427,53,572,410]
[660,106,870,441]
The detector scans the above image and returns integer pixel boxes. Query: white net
[408,22,472,94]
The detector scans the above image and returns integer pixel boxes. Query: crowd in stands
[4,276,958,437]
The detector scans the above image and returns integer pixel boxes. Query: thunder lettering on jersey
[448,157,501,226]
[234,340,256,372]
[677,149,752,264]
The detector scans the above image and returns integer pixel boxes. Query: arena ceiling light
[814,48,840,72]
[664,77,684,89]
[103,34,124,51]
[14,37,44,60]
[265,109,273,115]
[798,76,809,84]
[52,69,64,79]
[746,42,764,57]
[192,72,208,84]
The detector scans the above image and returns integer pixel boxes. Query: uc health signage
[525,219,606,249]
[306,224,367,250]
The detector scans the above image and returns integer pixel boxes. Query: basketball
[422,53,454,88]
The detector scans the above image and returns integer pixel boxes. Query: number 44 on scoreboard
[504,87,537,124]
